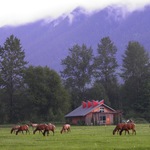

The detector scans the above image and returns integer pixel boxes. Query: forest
[0,35,150,124]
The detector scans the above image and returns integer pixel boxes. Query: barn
[65,100,122,125]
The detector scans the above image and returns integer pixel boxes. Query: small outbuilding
[65,100,122,125]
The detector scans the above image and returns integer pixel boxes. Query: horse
[10,125,20,134]
[60,124,71,134]
[16,125,30,135]
[126,119,134,123]
[28,122,38,131]
[43,123,56,136]
[33,124,47,134]
[120,123,136,135]
[113,123,125,135]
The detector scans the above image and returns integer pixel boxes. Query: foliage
[61,44,94,108]
[120,41,150,121]
[94,37,118,80]
[0,34,150,123]
[94,37,119,108]
[24,65,70,122]
[0,35,28,123]
[85,81,110,105]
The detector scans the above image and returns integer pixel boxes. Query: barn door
[99,115,106,124]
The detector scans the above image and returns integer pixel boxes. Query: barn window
[99,107,104,112]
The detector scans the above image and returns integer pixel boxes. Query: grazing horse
[120,123,136,135]
[11,125,20,134]
[16,125,30,135]
[60,124,71,134]
[113,123,125,135]
[43,123,56,136]
[33,124,47,134]
[28,122,38,130]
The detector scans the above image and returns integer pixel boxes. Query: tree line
[0,35,150,124]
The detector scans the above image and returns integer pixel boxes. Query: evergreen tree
[85,81,109,105]
[94,37,119,108]
[121,41,150,121]
[61,44,94,108]
[0,35,27,123]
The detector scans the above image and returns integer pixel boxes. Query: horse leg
[39,130,43,134]
[33,129,37,134]
[133,129,136,135]
[120,129,123,135]
[27,129,30,134]
[16,130,19,135]
[50,130,54,136]
[117,129,119,135]
[126,129,129,135]
[43,130,46,136]
[11,129,13,134]
[47,131,49,136]
[43,130,48,136]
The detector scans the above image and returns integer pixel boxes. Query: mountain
[0,5,150,72]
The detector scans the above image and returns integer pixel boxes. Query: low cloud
[0,0,150,27]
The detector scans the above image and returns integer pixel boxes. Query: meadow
[0,124,149,150]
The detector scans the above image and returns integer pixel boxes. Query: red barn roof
[65,100,116,117]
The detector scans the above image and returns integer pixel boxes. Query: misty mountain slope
[0,5,150,72]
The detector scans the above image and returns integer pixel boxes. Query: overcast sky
[0,0,150,27]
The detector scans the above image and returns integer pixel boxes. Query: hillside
[0,5,150,72]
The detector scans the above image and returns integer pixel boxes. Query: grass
[0,124,149,150]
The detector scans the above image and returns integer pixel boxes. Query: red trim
[88,101,92,108]
[99,100,104,105]
[82,101,87,108]
[92,100,99,107]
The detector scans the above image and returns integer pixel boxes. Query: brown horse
[113,123,125,135]
[33,124,47,134]
[120,123,136,135]
[60,124,71,134]
[28,122,38,131]
[10,125,20,134]
[43,123,56,136]
[16,125,30,135]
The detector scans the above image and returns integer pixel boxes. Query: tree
[94,37,119,108]
[85,81,109,105]
[61,44,94,108]
[0,35,28,123]
[24,66,70,122]
[121,41,150,120]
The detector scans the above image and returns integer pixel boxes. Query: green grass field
[0,124,149,150]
